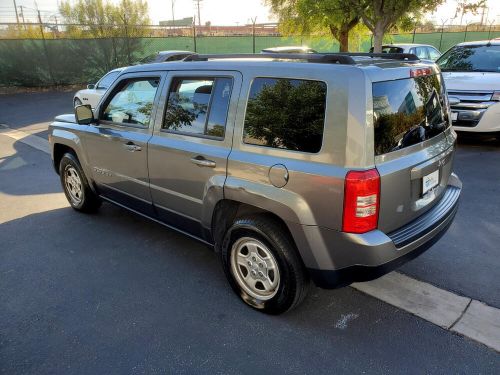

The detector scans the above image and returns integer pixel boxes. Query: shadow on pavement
[0,132,60,196]
[1,203,499,374]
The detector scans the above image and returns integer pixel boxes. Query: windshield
[373,74,449,156]
[138,53,159,64]
[369,46,404,53]
[437,45,500,73]
[97,71,119,89]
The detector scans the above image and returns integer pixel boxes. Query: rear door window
[243,77,327,153]
[373,74,449,156]
[162,77,233,139]
[428,47,441,60]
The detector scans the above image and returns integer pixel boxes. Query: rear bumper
[307,173,462,289]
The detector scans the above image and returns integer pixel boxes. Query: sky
[0,0,499,25]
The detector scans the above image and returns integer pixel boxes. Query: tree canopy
[267,0,360,52]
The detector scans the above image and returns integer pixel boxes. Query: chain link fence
[1,23,499,87]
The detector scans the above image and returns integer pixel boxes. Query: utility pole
[19,5,26,30]
[171,0,175,31]
[194,0,202,27]
[13,0,20,25]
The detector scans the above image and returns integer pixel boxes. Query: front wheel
[221,215,310,314]
[74,97,82,107]
[59,152,101,212]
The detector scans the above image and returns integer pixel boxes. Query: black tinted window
[437,45,500,72]
[101,78,159,127]
[373,74,449,156]
[243,78,326,153]
[163,77,232,138]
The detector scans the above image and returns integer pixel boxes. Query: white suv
[73,68,124,109]
[436,40,500,137]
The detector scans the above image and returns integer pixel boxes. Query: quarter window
[243,78,327,153]
[162,77,233,138]
[101,78,159,127]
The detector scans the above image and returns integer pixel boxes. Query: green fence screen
[1,31,499,87]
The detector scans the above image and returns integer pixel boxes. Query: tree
[267,0,360,52]
[59,0,151,75]
[454,1,486,25]
[352,0,444,52]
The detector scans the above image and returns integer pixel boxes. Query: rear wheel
[59,152,101,212]
[221,215,310,314]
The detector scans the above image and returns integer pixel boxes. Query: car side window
[428,47,441,60]
[162,77,233,138]
[97,71,119,90]
[243,77,327,153]
[101,77,160,127]
[415,47,429,59]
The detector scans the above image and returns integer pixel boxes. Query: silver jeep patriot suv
[49,52,462,314]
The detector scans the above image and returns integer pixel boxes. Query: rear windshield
[373,74,449,156]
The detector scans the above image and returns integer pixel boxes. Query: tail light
[410,67,432,77]
[342,169,380,233]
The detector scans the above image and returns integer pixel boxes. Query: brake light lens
[410,68,432,77]
[342,169,380,233]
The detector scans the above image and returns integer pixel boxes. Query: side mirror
[75,104,94,125]
[87,83,95,89]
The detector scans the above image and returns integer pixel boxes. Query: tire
[221,215,310,314]
[74,97,82,107]
[59,152,101,213]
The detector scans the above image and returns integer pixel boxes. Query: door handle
[123,141,142,152]
[190,156,216,168]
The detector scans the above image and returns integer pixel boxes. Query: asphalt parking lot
[1,91,499,373]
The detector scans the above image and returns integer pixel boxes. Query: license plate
[423,170,439,195]
[451,112,458,121]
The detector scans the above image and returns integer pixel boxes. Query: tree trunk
[338,28,349,52]
[372,23,385,53]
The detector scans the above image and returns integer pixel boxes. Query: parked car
[73,68,125,109]
[261,46,317,54]
[369,44,442,60]
[50,52,461,314]
[74,51,194,109]
[436,40,500,137]
[135,50,194,64]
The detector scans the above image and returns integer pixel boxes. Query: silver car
[49,52,461,314]
[370,44,442,60]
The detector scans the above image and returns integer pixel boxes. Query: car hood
[54,114,76,123]
[75,89,94,96]
[442,72,500,91]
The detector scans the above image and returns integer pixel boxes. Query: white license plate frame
[451,112,458,121]
[423,170,439,195]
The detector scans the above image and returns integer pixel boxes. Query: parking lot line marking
[451,300,500,352]
[0,124,50,155]
[1,124,499,352]
[351,272,472,329]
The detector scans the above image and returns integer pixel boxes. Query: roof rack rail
[184,53,356,65]
[335,52,420,61]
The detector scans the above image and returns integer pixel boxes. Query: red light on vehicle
[342,169,380,233]
[410,68,432,77]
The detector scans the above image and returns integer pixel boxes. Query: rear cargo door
[372,72,456,233]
